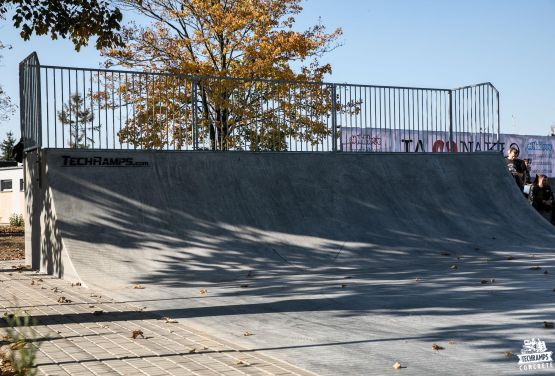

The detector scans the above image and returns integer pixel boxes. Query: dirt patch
[0,225,24,261]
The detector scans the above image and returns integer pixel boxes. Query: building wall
[0,166,25,224]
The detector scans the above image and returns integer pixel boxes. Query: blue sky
[1,0,554,138]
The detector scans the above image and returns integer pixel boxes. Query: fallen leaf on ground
[188,348,197,354]
[505,351,513,357]
[93,310,103,316]
[393,361,402,369]
[243,331,252,336]
[71,282,81,287]
[12,265,30,271]
[51,287,59,293]
[57,296,71,304]
[432,344,444,350]
[544,321,554,329]
[131,330,144,339]
[235,359,250,366]
[10,340,26,350]
[199,289,208,295]
[30,280,35,285]
[133,284,145,289]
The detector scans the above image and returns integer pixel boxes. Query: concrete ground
[0,260,314,376]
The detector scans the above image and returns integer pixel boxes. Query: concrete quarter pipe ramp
[26,150,555,375]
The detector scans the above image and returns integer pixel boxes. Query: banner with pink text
[341,128,555,176]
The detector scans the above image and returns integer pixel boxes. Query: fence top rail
[26,61,498,93]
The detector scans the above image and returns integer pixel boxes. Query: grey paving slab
[0,261,315,375]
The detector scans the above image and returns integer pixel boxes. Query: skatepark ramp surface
[25,150,555,375]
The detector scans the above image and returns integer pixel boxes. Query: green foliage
[0,0,123,51]
[0,43,16,123]
[9,214,24,228]
[0,131,16,160]
[57,94,98,148]
[2,311,41,376]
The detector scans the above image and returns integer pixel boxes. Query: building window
[20,179,24,191]
[1,179,12,192]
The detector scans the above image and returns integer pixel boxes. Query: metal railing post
[192,79,198,150]
[496,90,500,144]
[448,90,453,153]
[331,84,337,152]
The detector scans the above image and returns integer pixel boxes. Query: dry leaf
[131,330,144,339]
[93,310,103,316]
[235,359,250,366]
[51,287,59,293]
[432,344,444,350]
[544,321,554,329]
[71,282,82,287]
[188,348,197,354]
[505,351,513,358]
[393,361,402,369]
[243,331,252,336]
[57,296,71,304]
[30,280,35,286]
[10,341,26,350]
[89,305,95,308]
[199,288,208,295]
[133,284,145,289]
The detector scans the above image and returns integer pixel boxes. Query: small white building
[0,165,25,224]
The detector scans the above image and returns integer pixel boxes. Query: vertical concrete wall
[24,149,80,282]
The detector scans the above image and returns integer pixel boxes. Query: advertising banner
[341,128,555,177]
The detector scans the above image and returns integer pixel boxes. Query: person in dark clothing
[505,146,526,191]
[529,175,554,223]
[523,158,532,185]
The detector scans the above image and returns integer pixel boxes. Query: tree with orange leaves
[104,0,345,150]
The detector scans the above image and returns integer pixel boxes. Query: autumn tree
[104,0,345,151]
[57,93,98,148]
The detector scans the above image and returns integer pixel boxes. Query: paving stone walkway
[0,261,315,376]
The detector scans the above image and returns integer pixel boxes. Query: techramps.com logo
[61,155,149,167]
[517,338,553,371]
